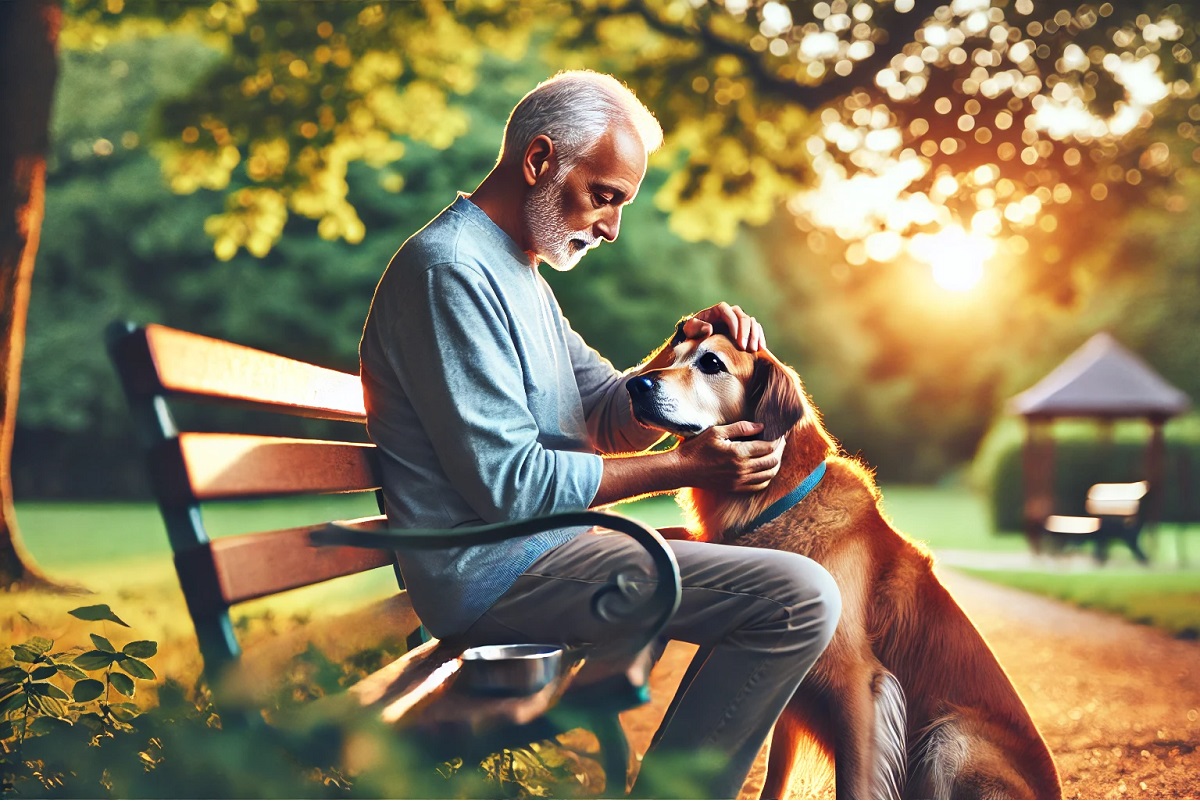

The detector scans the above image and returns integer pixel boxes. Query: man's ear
[747,355,804,441]
[522,135,555,186]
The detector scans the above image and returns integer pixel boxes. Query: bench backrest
[106,322,401,676]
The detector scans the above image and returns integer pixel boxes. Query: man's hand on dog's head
[675,421,785,493]
[684,302,765,352]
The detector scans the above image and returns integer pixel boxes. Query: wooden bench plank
[120,324,366,422]
[208,520,395,606]
[154,433,380,502]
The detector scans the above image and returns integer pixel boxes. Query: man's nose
[595,208,621,242]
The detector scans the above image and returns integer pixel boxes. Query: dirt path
[620,567,1200,799]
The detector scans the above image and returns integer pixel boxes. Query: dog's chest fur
[682,457,880,558]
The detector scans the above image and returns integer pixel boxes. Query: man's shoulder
[391,202,477,273]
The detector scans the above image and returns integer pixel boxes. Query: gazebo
[1009,332,1192,552]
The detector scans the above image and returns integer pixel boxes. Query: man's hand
[681,302,765,352]
[593,421,784,505]
[676,421,785,493]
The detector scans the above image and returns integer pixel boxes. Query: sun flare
[910,225,994,293]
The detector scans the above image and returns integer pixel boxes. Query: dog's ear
[747,355,804,441]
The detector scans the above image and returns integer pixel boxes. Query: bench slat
[122,324,366,422]
[195,519,394,607]
[156,433,380,502]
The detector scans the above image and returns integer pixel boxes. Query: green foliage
[1,606,160,793]
[973,415,1200,532]
[0,606,718,799]
[63,1,1200,307]
[68,0,524,259]
[18,3,1200,496]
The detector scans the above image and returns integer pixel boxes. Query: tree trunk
[0,0,65,590]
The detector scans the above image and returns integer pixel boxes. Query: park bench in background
[1042,480,1150,564]
[106,321,682,796]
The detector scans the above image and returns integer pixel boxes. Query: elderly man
[360,71,840,797]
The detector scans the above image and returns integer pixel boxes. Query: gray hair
[499,70,663,174]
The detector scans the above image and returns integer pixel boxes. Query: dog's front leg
[827,664,879,799]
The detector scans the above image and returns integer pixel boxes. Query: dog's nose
[627,375,654,397]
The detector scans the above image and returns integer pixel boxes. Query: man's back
[361,194,617,636]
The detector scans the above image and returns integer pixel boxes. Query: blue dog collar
[741,460,827,534]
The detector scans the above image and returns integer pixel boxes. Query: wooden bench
[105,321,682,796]
[1042,480,1151,564]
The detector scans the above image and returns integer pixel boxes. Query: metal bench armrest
[312,511,682,661]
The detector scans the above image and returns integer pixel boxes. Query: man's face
[526,124,647,272]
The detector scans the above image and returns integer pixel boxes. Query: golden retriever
[627,329,1061,800]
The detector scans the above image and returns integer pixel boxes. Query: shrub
[2,606,717,798]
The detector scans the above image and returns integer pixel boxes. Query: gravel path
[621,566,1200,799]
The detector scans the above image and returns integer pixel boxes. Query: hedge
[972,415,1200,533]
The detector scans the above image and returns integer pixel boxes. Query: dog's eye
[697,352,726,375]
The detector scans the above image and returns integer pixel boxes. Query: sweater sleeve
[379,262,603,521]
[553,296,666,455]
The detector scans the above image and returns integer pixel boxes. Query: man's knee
[759,551,841,652]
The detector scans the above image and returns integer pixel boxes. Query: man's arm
[592,421,785,508]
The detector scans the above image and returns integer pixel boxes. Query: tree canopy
[15,0,1200,496]
[65,0,1200,306]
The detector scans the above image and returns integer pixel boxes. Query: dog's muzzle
[626,375,702,436]
[627,375,655,399]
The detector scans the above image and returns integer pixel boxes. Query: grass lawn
[10,486,1200,656]
[957,567,1200,638]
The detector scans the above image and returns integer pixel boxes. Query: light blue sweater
[360,195,661,637]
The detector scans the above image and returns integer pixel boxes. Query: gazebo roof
[1010,332,1191,419]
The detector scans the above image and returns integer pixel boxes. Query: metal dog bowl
[459,644,563,696]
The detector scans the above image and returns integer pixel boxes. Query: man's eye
[593,193,613,206]
[697,352,726,375]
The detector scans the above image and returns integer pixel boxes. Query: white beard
[525,176,598,272]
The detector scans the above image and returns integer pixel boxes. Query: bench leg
[1125,534,1150,564]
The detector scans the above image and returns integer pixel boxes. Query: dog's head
[627,328,807,441]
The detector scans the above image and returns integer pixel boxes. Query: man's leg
[461,529,841,798]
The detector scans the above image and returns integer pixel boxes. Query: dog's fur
[628,331,1061,800]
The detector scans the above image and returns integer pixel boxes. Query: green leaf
[29,693,66,718]
[11,645,38,663]
[74,650,119,671]
[69,605,130,627]
[0,681,20,700]
[0,691,27,716]
[90,633,116,652]
[28,682,70,702]
[121,640,158,658]
[0,665,27,683]
[117,657,156,681]
[30,665,58,681]
[25,637,53,655]
[56,663,88,681]
[73,678,105,703]
[28,716,72,736]
[0,719,14,740]
[109,702,140,722]
[109,672,135,697]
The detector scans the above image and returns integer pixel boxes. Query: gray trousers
[461,528,842,798]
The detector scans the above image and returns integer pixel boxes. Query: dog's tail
[906,714,965,799]
[871,669,908,800]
